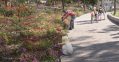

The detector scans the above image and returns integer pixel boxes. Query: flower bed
[0,7,66,62]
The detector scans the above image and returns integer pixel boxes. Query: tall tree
[61,0,65,12]
[0,0,9,7]
[4,0,8,7]
[114,0,116,15]
[17,0,28,4]
[80,0,98,11]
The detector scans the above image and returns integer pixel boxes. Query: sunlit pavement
[62,13,119,62]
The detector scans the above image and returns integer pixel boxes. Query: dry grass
[115,10,119,17]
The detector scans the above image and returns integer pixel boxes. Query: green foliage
[89,0,98,6]
[0,8,15,17]
[42,56,56,62]
[115,10,119,17]
[64,0,73,3]
[0,8,5,15]
[4,10,15,17]
[81,0,98,6]
[17,0,28,3]
[18,11,31,17]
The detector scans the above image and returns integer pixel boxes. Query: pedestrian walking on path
[91,5,98,23]
[98,5,106,21]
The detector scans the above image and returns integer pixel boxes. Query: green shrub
[0,8,5,15]
[4,10,15,17]
[19,11,31,17]
[0,8,15,17]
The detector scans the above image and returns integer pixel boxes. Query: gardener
[62,9,76,30]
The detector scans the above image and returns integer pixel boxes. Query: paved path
[62,13,119,62]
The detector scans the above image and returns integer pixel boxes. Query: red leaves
[26,15,35,20]
[21,21,36,26]
[33,27,44,32]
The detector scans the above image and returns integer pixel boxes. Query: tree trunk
[61,0,65,12]
[114,0,116,15]
[78,0,80,7]
[83,0,86,11]
[101,0,103,5]
[5,0,8,7]
[83,4,86,11]
[97,0,100,9]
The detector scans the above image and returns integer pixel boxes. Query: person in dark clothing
[62,10,76,30]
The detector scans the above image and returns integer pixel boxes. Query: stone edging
[107,14,119,26]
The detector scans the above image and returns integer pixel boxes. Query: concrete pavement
[62,13,119,62]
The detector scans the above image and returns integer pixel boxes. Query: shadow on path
[70,36,92,42]
[102,25,119,39]
[76,20,92,25]
[65,41,119,62]
[103,25,119,32]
